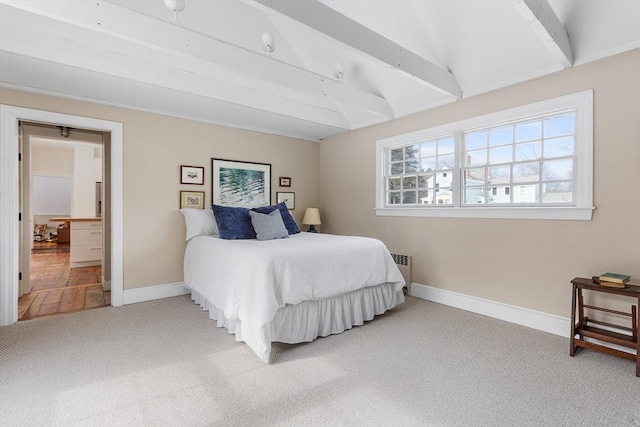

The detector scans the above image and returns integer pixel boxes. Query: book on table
[598,280,626,288]
[598,272,631,284]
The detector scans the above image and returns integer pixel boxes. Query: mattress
[183,232,405,362]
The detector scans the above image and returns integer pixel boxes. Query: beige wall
[1,88,320,290]
[320,49,640,318]
[31,144,73,176]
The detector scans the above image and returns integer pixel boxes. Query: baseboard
[123,282,190,305]
[71,260,101,269]
[410,283,570,338]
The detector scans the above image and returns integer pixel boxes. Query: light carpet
[1,295,638,426]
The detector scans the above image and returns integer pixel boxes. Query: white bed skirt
[190,282,405,361]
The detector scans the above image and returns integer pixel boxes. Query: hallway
[18,242,109,320]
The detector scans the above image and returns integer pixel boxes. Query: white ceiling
[1,0,638,142]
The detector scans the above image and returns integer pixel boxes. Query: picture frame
[180,191,205,209]
[211,158,271,207]
[279,176,291,187]
[180,165,204,185]
[276,192,295,210]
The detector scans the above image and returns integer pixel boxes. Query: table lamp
[302,208,321,233]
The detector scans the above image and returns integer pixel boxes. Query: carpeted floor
[0,295,638,426]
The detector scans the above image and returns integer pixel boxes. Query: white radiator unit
[390,253,412,295]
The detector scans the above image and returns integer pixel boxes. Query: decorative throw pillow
[252,202,301,234]
[180,208,218,241]
[249,209,289,241]
[212,204,256,240]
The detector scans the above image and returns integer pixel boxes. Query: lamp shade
[302,208,321,225]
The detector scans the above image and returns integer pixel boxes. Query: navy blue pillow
[212,204,256,240]
[252,202,301,234]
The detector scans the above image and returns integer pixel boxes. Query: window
[463,112,576,205]
[375,91,593,220]
[387,137,453,205]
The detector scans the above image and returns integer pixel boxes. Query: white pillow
[180,208,218,241]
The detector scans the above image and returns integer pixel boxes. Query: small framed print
[276,192,295,210]
[180,191,205,209]
[279,176,291,187]
[181,165,204,185]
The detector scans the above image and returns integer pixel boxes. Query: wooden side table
[570,277,640,377]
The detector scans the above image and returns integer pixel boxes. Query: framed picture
[279,176,291,187]
[211,158,271,207]
[180,191,205,209]
[180,165,204,185]
[276,192,295,210]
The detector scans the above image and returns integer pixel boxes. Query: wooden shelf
[579,325,636,349]
[570,277,639,377]
[574,340,637,362]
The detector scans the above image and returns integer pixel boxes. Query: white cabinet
[70,220,102,267]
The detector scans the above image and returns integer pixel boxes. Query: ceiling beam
[513,0,573,68]
[0,37,352,131]
[0,0,394,124]
[253,0,462,99]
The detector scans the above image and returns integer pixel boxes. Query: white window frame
[375,90,594,220]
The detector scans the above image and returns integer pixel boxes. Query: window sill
[374,206,595,221]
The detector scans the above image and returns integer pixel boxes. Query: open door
[17,122,106,319]
[0,105,124,326]
[18,121,27,297]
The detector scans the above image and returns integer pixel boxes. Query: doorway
[17,122,109,320]
[0,105,124,326]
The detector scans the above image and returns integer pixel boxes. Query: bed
[181,207,405,362]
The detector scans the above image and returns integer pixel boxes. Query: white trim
[375,206,594,220]
[70,260,101,269]
[0,105,123,325]
[1,83,324,143]
[375,90,594,220]
[572,40,640,67]
[410,283,637,356]
[122,282,190,305]
[0,106,20,325]
[410,283,569,337]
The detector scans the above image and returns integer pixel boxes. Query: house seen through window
[376,90,593,220]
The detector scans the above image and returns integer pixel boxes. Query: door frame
[1,105,124,325]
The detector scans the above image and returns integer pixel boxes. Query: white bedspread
[183,232,405,361]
